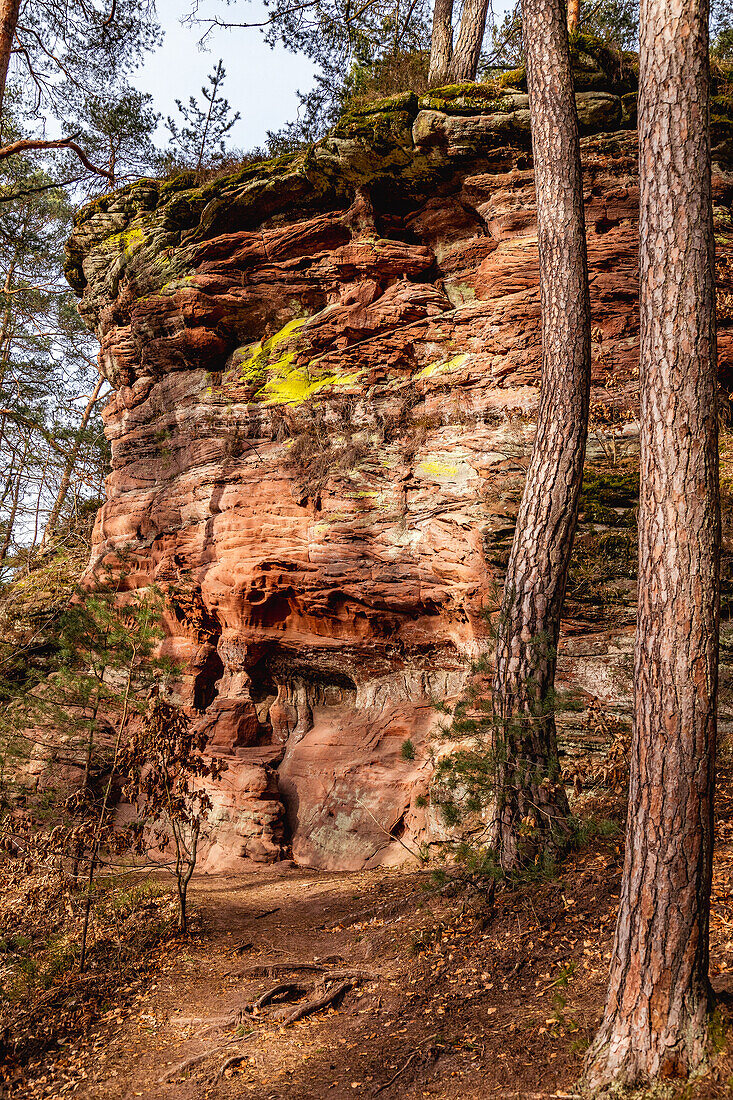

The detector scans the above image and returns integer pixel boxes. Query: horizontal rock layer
[66,46,733,869]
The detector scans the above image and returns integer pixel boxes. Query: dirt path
[17,839,733,1100]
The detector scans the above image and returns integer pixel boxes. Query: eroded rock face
[65,48,733,869]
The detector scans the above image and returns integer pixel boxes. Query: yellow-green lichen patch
[225,315,365,404]
[256,365,362,406]
[226,318,311,390]
[269,316,310,346]
[160,274,195,294]
[230,341,279,383]
[101,225,146,255]
[415,353,468,380]
[419,459,459,480]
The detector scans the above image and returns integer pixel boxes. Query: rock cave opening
[193,649,225,712]
[247,658,279,734]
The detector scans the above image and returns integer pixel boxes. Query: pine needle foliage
[430,625,585,882]
[164,60,240,172]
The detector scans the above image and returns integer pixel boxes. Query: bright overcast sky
[137,0,319,151]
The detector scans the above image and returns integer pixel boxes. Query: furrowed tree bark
[447,0,489,82]
[428,0,453,86]
[490,0,590,870]
[583,0,719,1085]
[0,0,20,126]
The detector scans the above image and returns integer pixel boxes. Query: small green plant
[0,579,181,972]
[40,938,78,989]
[401,738,416,761]
[165,60,240,171]
[428,620,584,882]
[108,880,166,919]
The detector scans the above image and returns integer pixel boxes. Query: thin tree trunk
[78,851,97,972]
[42,374,104,547]
[0,434,27,567]
[567,0,579,33]
[196,64,222,172]
[0,466,21,564]
[490,0,590,871]
[447,0,490,82]
[0,0,20,128]
[583,0,719,1085]
[25,439,51,569]
[428,0,453,86]
[79,664,133,972]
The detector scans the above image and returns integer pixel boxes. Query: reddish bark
[447,0,490,82]
[584,0,719,1085]
[491,0,590,868]
[567,0,579,34]
[0,0,19,124]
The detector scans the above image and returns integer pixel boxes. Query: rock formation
[64,40,733,870]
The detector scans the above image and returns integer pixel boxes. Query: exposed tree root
[279,979,352,1025]
[241,961,380,980]
[214,1052,248,1081]
[374,1049,419,1094]
[159,1032,256,1082]
[254,981,309,1009]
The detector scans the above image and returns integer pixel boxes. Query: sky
[137,0,319,151]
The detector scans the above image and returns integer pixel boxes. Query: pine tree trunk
[0,435,27,567]
[567,0,579,34]
[447,0,489,82]
[0,0,20,126]
[583,0,719,1086]
[490,0,590,871]
[42,374,104,547]
[428,0,454,86]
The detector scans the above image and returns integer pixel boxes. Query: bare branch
[185,0,321,33]
[0,175,85,203]
[0,137,114,181]
[102,0,118,27]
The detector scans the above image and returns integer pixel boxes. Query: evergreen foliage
[0,138,109,577]
[5,0,159,123]
[430,633,584,876]
[165,60,240,172]
[59,85,160,187]
[0,582,214,963]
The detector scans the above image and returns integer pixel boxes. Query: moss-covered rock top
[63,35,645,316]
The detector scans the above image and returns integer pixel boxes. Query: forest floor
[9,805,733,1100]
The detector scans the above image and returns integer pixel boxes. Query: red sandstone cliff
[64,43,733,869]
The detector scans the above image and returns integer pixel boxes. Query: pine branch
[0,137,113,181]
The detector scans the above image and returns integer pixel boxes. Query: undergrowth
[0,862,180,1083]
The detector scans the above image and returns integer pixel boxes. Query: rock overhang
[62,42,733,869]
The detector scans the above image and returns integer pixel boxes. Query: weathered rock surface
[65,43,733,870]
